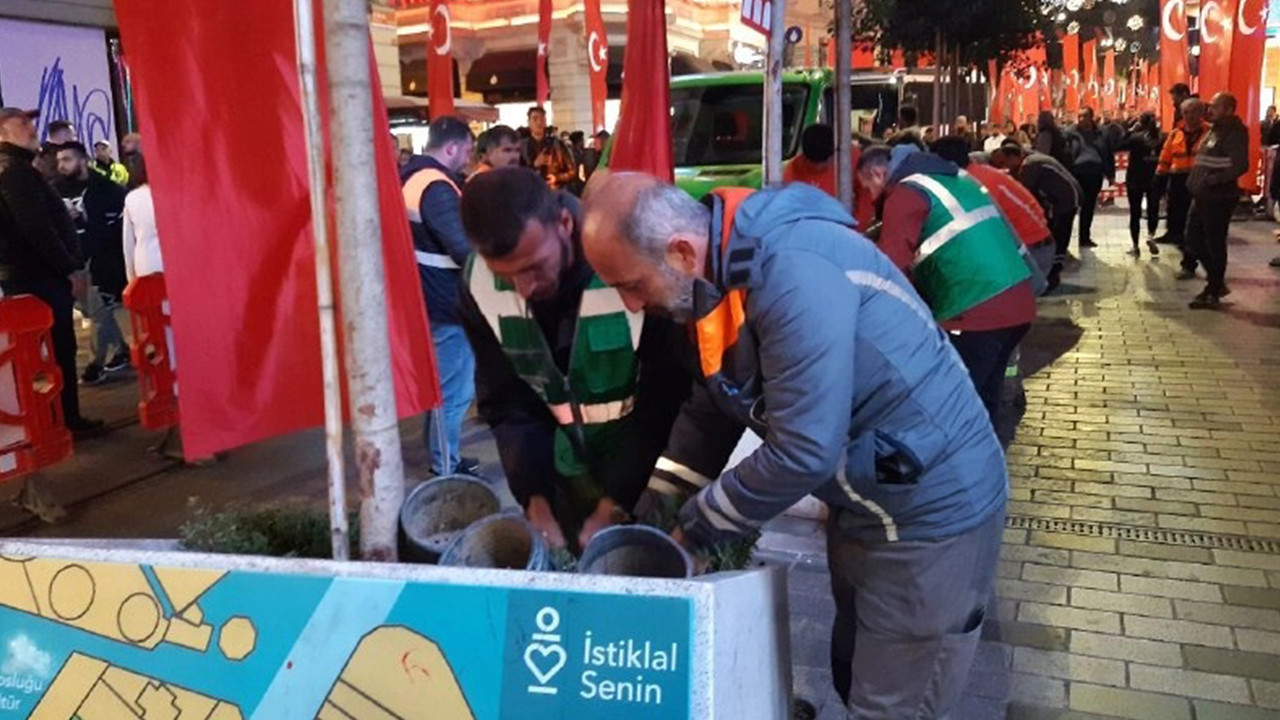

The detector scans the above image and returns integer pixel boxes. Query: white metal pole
[293,0,349,561]
[834,0,853,209]
[323,0,408,562]
[763,0,787,186]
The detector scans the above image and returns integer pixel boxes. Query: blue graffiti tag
[36,57,113,148]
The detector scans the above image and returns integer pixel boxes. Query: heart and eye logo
[524,643,568,685]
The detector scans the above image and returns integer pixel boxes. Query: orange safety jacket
[694,186,752,379]
[1157,122,1209,175]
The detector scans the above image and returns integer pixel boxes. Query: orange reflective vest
[694,187,752,379]
[1157,122,1208,175]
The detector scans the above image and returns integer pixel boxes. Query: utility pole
[763,0,787,185]
[322,0,408,561]
[294,0,349,560]
[834,0,853,209]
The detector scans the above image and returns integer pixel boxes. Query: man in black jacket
[458,167,695,550]
[1185,93,1250,310]
[401,116,479,476]
[0,109,101,433]
[1065,107,1116,250]
[55,142,130,383]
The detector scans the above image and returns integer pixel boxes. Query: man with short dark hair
[92,141,129,186]
[1064,107,1115,250]
[472,125,522,176]
[990,143,1082,291]
[1184,92,1249,309]
[0,109,101,434]
[55,142,130,383]
[401,115,479,475]
[581,130,610,181]
[1170,83,1192,127]
[523,107,577,189]
[458,166,695,550]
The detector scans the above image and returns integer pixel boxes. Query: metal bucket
[439,513,551,571]
[399,475,501,563]
[578,525,693,579]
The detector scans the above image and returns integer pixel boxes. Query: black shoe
[1189,293,1221,310]
[1080,239,1099,248]
[1152,233,1170,244]
[1146,240,1161,256]
[80,362,104,385]
[1045,266,1062,294]
[1127,246,1141,257]
[67,417,105,438]
[103,352,131,372]
[1270,256,1280,267]
[454,457,482,476]
[1176,269,1197,280]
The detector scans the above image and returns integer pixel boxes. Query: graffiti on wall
[35,57,114,150]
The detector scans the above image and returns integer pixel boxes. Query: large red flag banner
[1230,0,1268,192]
[987,60,1003,126]
[1102,49,1117,116]
[583,0,610,132]
[1063,34,1080,114]
[427,0,456,118]
[537,0,553,106]
[609,0,673,181]
[1199,0,1236,101]
[1082,39,1099,111]
[114,0,438,458]
[1161,0,1190,129]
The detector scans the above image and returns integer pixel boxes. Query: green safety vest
[899,172,1031,321]
[466,256,644,480]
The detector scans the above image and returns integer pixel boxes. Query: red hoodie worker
[784,124,874,228]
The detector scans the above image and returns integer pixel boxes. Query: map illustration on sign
[0,552,692,719]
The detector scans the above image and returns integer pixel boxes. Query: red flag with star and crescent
[1230,0,1268,192]
[583,0,609,132]
[427,0,455,118]
[536,0,552,106]
[1160,0,1189,129]
[1199,0,1235,102]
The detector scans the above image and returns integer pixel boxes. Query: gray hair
[622,183,710,261]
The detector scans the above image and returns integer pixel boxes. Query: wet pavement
[6,205,1280,719]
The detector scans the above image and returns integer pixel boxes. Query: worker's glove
[676,487,749,553]
[632,486,683,531]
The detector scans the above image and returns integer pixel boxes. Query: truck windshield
[670,83,809,167]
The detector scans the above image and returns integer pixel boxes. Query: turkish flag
[536,0,552,106]
[114,0,439,458]
[609,0,673,181]
[987,60,1003,126]
[1199,0,1236,102]
[1063,33,1080,114]
[1102,49,1117,115]
[583,0,609,132]
[1147,63,1160,113]
[1230,0,1268,192]
[427,0,455,118]
[1082,39,1099,110]
[1160,0,1189,129]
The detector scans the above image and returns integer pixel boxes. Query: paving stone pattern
[767,210,1280,719]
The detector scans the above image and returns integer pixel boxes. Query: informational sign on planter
[0,553,693,719]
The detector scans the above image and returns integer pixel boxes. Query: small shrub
[180,502,358,559]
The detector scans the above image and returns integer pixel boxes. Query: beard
[654,261,697,323]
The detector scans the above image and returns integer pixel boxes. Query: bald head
[581,172,711,320]
[1182,98,1206,126]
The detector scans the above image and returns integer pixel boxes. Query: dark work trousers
[1072,168,1105,247]
[1127,183,1160,246]
[828,507,1005,717]
[1185,197,1233,296]
[1050,209,1078,266]
[1165,174,1191,245]
[1,277,81,423]
[949,323,1031,428]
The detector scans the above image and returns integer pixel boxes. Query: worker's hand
[577,496,624,550]
[669,527,710,575]
[526,495,567,550]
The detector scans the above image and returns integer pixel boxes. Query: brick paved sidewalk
[768,207,1280,720]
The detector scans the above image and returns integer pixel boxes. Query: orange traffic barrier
[0,295,73,481]
[123,274,179,430]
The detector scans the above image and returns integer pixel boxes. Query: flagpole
[294,0,349,561]
[763,0,786,186]
[834,0,853,209]
[324,0,409,562]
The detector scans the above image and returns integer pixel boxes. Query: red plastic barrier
[0,295,73,481]
[124,274,179,430]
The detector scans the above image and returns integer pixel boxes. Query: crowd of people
[0,108,160,438]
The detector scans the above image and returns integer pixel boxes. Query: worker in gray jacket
[582,175,1008,719]
[1184,92,1250,310]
